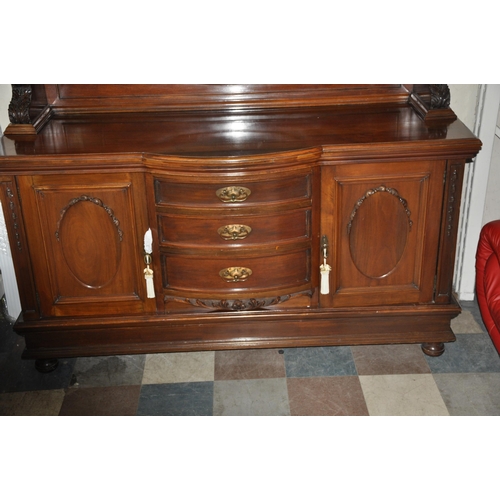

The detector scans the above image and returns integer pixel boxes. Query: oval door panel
[348,188,411,279]
[58,197,122,288]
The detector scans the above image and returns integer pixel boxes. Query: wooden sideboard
[0,84,482,372]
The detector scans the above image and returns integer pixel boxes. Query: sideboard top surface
[0,84,482,164]
[1,104,480,159]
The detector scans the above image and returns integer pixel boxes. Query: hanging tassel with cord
[144,228,155,298]
[320,235,331,295]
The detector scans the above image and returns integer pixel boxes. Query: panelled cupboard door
[17,172,155,317]
[320,160,446,308]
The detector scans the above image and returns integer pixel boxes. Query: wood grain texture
[0,85,482,360]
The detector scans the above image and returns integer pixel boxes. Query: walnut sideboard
[0,85,482,372]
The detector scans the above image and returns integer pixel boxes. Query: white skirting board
[0,199,22,321]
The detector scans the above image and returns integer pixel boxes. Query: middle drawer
[158,209,311,248]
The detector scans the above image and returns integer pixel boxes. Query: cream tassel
[320,259,331,295]
[144,228,155,298]
[144,266,155,298]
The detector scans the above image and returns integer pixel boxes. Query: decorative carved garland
[446,165,459,237]
[164,291,312,311]
[3,185,22,251]
[55,195,123,241]
[347,185,413,235]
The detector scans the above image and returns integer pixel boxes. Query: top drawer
[154,172,312,208]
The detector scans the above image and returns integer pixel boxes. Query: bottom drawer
[162,249,311,296]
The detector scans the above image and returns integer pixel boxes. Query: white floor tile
[359,374,449,416]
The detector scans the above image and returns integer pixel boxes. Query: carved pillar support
[4,84,37,136]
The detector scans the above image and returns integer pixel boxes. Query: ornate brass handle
[218,224,252,240]
[216,186,251,203]
[219,267,253,282]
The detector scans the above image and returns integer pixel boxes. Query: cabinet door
[18,172,155,317]
[320,160,446,308]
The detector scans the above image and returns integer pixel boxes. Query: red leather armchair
[476,220,500,354]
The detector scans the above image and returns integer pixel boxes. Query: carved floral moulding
[55,195,123,242]
[446,163,459,238]
[164,291,312,311]
[347,185,413,235]
[1,184,22,252]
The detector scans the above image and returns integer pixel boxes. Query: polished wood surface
[2,105,479,161]
[33,84,412,113]
[0,85,482,368]
[320,160,446,308]
[16,172,154,317]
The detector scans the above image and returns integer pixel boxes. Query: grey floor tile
[433,373,500,416]
[0,316,76,393]
[460,300,488,332]
[215,349,285,380]
[214,378,290,416]
[451,310,486,334]
[426,334,500,374]
[0,353,76,394]
[284,346,357,377]
[137,382,213,416]
[70,355,146,388]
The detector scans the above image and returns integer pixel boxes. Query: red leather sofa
[476,219,500,354]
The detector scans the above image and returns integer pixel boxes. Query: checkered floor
[1,300,500,415]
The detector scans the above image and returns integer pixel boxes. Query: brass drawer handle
[218,224,252,240]
[216,186,251,203]
[219,267,252,282]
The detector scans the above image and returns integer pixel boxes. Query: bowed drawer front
[154,170,312,208]
[158,209,311,248]
[162,249,311,296]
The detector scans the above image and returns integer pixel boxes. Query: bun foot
[421,342,445,357]
[35,358,59,373]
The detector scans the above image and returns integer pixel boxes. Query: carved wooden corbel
[408,84,457,124]
[4,85,37,136]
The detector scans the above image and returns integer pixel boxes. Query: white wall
[0,84,11,134]
[482,104,500,225]
[449,84,479,130]
[453,85,500,300]
[0,85,22,318]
